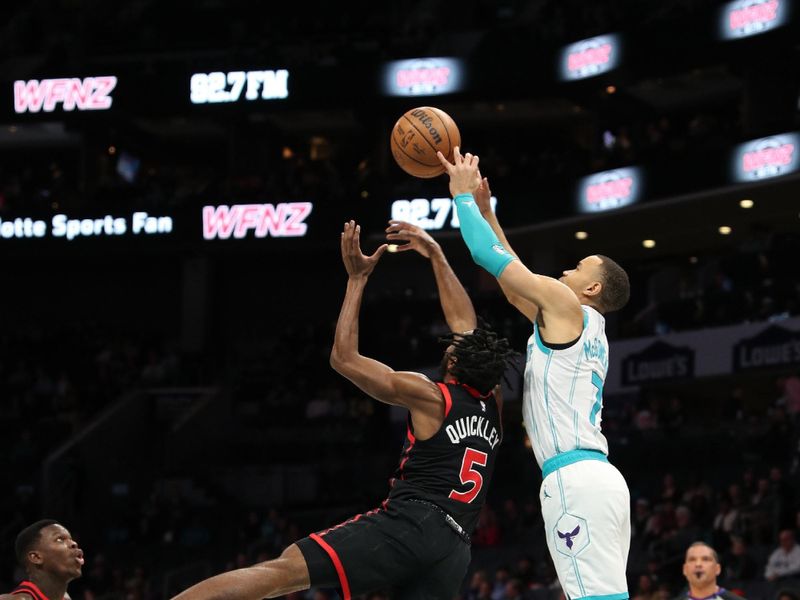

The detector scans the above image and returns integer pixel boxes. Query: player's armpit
[498,261,583,328]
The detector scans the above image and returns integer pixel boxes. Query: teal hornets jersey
[522,306,610,468]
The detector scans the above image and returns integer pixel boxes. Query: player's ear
[584,280,602,298]
[28,550,44,566]
[714,563,721,577]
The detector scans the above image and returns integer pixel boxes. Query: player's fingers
[436,151,454,171]
[453,146,462,164]
[352,222,361,252]
[370,244,389,261]
[386,220,410,233]
[386,232,411,241]
[393,244,415,252]
[473,154,480,168]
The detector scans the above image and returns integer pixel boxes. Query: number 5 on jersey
[449,448,488,504]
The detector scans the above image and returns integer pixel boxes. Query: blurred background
[0,1,799,599]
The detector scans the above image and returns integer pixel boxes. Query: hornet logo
[558,525,581,550]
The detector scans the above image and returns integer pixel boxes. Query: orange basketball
[390,107,461,178]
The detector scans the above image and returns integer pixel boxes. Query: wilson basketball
[390,107,461,178]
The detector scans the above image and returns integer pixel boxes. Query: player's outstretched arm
[438,148,582,333]
[330,221,445,434]
[473,176,539,323]
[385,220,477,333]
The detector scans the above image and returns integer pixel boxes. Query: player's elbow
[329,347,354,373]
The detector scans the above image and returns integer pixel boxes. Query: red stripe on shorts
[309,533,351,600]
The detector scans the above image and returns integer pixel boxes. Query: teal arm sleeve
[453,193,515,277]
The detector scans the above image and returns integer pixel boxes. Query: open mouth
[74,551,85,567]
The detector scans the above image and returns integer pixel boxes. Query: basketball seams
[427,107,457,157]
[400,114,445,164]
[390,141,440,172]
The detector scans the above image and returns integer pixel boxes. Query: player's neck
[28,572,69,600]
[688,582,719,599]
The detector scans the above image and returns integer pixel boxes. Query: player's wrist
[453,192,475,202]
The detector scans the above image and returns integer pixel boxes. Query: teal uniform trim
[573,594,628,600]
[542,449,608,479]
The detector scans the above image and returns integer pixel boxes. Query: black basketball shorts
[295,498,471,600]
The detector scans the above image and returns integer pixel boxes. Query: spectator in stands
[633,574,657,600]
[675,541,745,600]
[723,536,758,581]
[765,530,800,582]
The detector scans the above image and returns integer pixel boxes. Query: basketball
[390,106,461,178]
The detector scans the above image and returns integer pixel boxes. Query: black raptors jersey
[386,381,502,535]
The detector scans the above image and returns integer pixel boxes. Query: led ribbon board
[559,35,621,81]
[731,132,800,182]
[190,70,289,104]
[390,197,497,230]
[202,203,312,239]
[14,76,117,113]
[577,167,643,213]
[719,0,790,39]
[382,58,465,97]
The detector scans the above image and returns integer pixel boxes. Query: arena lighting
[574,231,589,240]
[559,34,622,81]
[381,57,466,97]
[739,199,755,208]
[190,69,289,104]
[13,76,117,113]
[605,85,617,94]
[390,196,497,231]
[719,226,733,235]
[642,239,656,248]
[576,166,643,213]
[202,203,313,240]
[719,0,791,39]
[732,132,800,182]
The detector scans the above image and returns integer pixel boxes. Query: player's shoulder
[719,591,747,600]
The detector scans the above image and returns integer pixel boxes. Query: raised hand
[341,220,387,278]
[436,146,481,198]
[474,174,493,216]
[385,220,441,259]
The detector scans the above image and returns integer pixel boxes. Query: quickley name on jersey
[523,306,610,470]
[445,414,501,449]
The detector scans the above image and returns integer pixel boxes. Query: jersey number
[449,448,488,504]
[590,370,603,425]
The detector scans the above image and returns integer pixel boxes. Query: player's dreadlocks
[439,325,518,395]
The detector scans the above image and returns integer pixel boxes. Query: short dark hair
[686,541,719,563]
[15,519,60,568]
[440,326,518,395]
[596,255,630,313]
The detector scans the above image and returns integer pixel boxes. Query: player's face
[32,524,85,580]
[682,545,720,588]
[559,255,603,299]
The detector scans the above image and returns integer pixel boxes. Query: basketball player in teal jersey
[438,148,632,600]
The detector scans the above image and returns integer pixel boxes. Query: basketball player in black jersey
[2,520,84,600]
[171,220,516,600]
